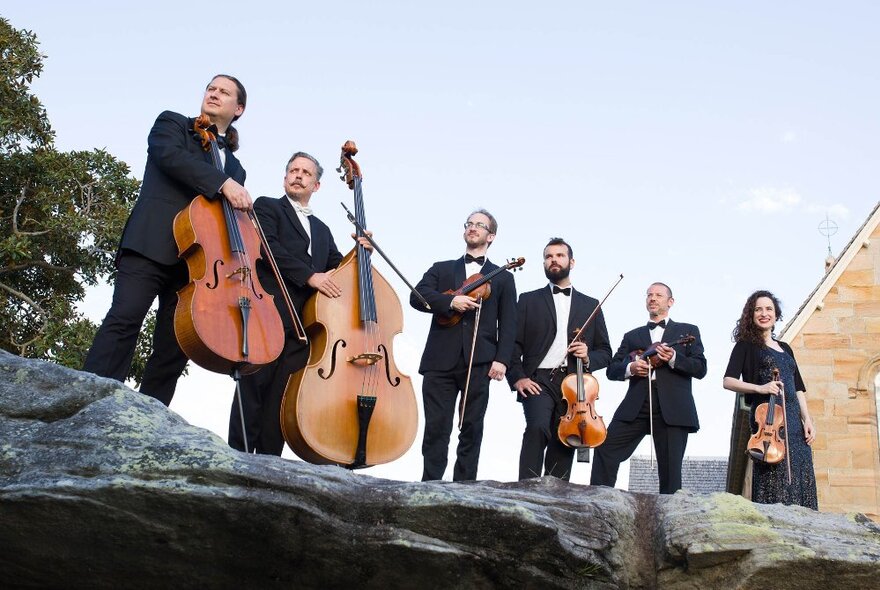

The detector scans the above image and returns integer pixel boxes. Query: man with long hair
[84,75,251,405]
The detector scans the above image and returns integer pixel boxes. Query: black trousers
[421,359,491,481]
[518,368,575,480]
[229,332,309,456]
[590,386,689,494]
[83,251,189,406]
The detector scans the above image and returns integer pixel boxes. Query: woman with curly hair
[723,290,818,509]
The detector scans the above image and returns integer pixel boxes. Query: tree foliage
[0,17,149,379]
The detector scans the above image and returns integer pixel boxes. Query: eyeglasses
[464,221,491,232]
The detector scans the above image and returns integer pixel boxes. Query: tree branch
[0,279,49,354]
[0,259,76,275]
[13,187,51,236]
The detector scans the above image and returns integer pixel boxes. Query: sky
[5,1,879,486]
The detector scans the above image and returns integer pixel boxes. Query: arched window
[875,371,880,456]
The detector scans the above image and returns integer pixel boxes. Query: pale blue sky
[6,2,878,484]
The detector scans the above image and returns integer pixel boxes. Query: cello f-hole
[206,259,224,289]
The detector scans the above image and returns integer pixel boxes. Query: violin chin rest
[747,449,765,462]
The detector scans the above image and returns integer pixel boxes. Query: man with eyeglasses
[411,209,517,481]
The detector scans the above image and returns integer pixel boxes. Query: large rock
[0,350,878,589]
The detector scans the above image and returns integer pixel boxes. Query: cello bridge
[227,267,251,280]
[347,353,383,366]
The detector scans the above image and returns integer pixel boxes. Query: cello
[172,114,288,377]
[280,141,418,468]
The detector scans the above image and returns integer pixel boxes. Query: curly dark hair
[732,290,783,345]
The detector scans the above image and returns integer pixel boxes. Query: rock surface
[1,350,878,589]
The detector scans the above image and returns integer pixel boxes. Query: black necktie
[647,320,666,329]
[552,286,571,296]
[465,254,485,265]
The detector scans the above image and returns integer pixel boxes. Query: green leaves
[1,17,150,383]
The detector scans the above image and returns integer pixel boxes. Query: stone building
[726,201,880,520]
[628,456,727,494]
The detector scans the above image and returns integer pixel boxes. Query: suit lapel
[541,285,557,332]
[454,257,467,290]
[640,325,654,349]
[280,197,310,242]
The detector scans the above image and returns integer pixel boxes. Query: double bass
[280,141,418,468]
[172,114,286,377]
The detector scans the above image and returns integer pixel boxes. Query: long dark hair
[732,290,783,345]
[211,74,246,151]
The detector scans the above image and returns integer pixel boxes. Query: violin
[437,258,525,327]
[280,141,418,468]
[746,367,786,466]
[172,114,285,376]
[557,338,606,449]
[555,274,624,449]
[629,335,696,368]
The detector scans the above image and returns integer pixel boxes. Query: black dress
[725,341,818,510]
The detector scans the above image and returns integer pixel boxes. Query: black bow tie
[465,254,485,265]
[552,286,571,296]
[215,136,227,149]
[647,320,667,330]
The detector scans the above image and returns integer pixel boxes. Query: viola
[554,274,624,449]
[172,114,284,376]
[557,352,606,449]
[629,335,696,368]
[280,141,418,468]
[747,367,790,479]
[437,258,525,327]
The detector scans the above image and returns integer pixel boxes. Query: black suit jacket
[252,196,343,330]
[119,110,246,266]
[606,320,707,432]
[411,258,517,374]
[507,286,612,388]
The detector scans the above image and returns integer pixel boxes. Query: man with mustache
[228,152,346,455]
[507,237,612,480]
[411,209,517,481]
[84,75,251,405]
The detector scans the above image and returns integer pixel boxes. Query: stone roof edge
[780,200,880,340]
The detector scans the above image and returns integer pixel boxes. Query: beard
[544,264,571,282]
